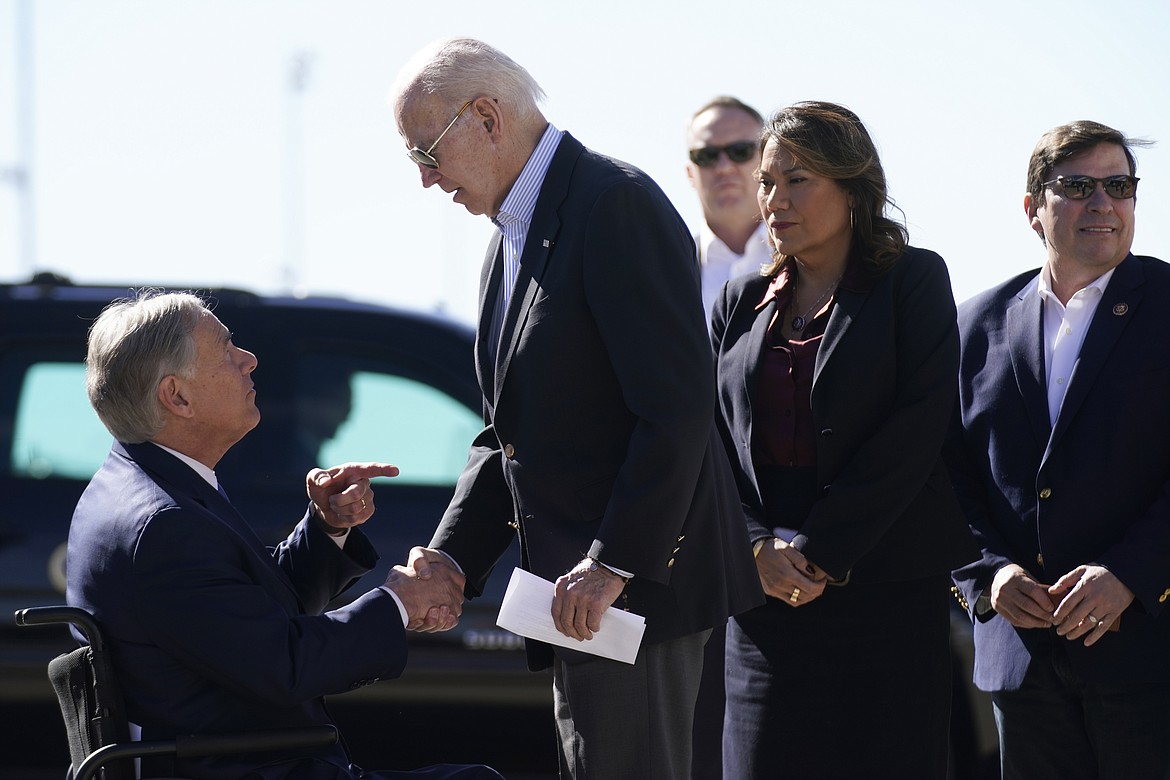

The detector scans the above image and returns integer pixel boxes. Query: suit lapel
[122,442,304,608]
[742,293,774,442]
[812,287,864,393]
[490,135,580,405]
[1005,277,1054,451]
[736,289,774,508]
[494,227,558,403]
[476,232,504,402]
[1049,255,1142,448]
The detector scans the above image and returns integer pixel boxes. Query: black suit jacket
[711,246,978,584]
[429,132,763,667]
[949,253,1170,690]
[67,441,406,780]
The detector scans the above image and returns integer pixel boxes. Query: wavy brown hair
[759,101,906,277]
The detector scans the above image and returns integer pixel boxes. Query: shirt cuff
[328,528,350,549]
[379,586,409,628]
[433,548,465,576]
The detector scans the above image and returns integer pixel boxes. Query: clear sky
[2,0,1168,326]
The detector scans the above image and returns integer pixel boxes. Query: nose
[237,346,258,374]
[712,152,738,173]
[1086,183,1114,212]
[420,165,442,188]
[762,184,789,213]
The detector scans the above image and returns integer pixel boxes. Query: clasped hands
[303,464,467,633]
[989,562,1134,647]
[756,537,828,607]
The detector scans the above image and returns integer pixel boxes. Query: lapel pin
[1113,303,1129,316]
[542,239,553,248]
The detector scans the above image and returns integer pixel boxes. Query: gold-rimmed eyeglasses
[407,100,473,169]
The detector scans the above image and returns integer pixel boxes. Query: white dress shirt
[1036,265,1116,426]
[697,221,772,320]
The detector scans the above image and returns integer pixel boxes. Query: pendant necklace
[790,273,843,332]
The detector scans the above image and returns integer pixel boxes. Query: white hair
[86,291,208,443]
[391,37,545,125]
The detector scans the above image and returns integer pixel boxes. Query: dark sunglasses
[688,141,757,168]
[407,100,473,169]
[1042,174,1140,200]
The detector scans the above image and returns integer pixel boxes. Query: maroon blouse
[752,265,833,469]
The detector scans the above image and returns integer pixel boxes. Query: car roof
[0,271,475,338]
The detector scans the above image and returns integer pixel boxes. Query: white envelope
[495,567,647,664]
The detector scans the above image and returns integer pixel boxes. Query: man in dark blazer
[949,120,1170,779]
[391,38,762,780]
[67,291,499,780]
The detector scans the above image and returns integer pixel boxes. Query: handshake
[303,464,466,634]
[383,546,467,633]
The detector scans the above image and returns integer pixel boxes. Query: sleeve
[132,507,407,706]
[272,505,380,615]
[580,178,713,582]
[430,423,520,597]
[711,280,773,545]
[945,400,1018,621]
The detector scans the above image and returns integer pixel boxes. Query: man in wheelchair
[65,290,501,780]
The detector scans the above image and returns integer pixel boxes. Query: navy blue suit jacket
[429,132,763,668]
[712,246,978,584]
[67,441,407,779]
[949,253,1170,691]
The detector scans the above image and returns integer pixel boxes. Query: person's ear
[473,96,501,138]
[158,375,194,419]
[1024,192,1044,240]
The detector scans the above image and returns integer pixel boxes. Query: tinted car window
[299,361,483,487]
[10,361,107,480]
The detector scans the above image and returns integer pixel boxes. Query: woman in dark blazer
[711,101,978,778]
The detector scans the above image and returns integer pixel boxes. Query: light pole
[281,50,313,295]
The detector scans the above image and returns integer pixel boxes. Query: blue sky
[2,0,1168,324]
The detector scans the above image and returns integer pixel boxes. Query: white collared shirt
[697,221,771,320]
[1035,265,1116,426]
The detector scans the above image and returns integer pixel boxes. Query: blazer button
[667,558,675,568]
[1039,487,1052,499]
[1036,553,1045,567]
[1160,588,1170,604]
[507,519,519,531]
[820,428,833,437]
[504,444,516,459]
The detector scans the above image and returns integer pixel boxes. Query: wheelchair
[15,606,338,780]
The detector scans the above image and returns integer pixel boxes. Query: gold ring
[1086,614,1100,625]
[360,498,367,511]
[790,587,801,603]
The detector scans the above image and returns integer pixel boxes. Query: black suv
[1,273,554,774]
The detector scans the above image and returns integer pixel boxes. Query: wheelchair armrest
[15,605,105,649]
[73,726,339,780]
[175,725,340,757]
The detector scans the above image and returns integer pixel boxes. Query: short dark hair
[1027,120,1154,206]
[759,101,906,276]
[690,96,764,126]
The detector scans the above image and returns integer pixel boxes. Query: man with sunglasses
[949,120,1170,779]
[390,38,762,780]
[685,96,771,320]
